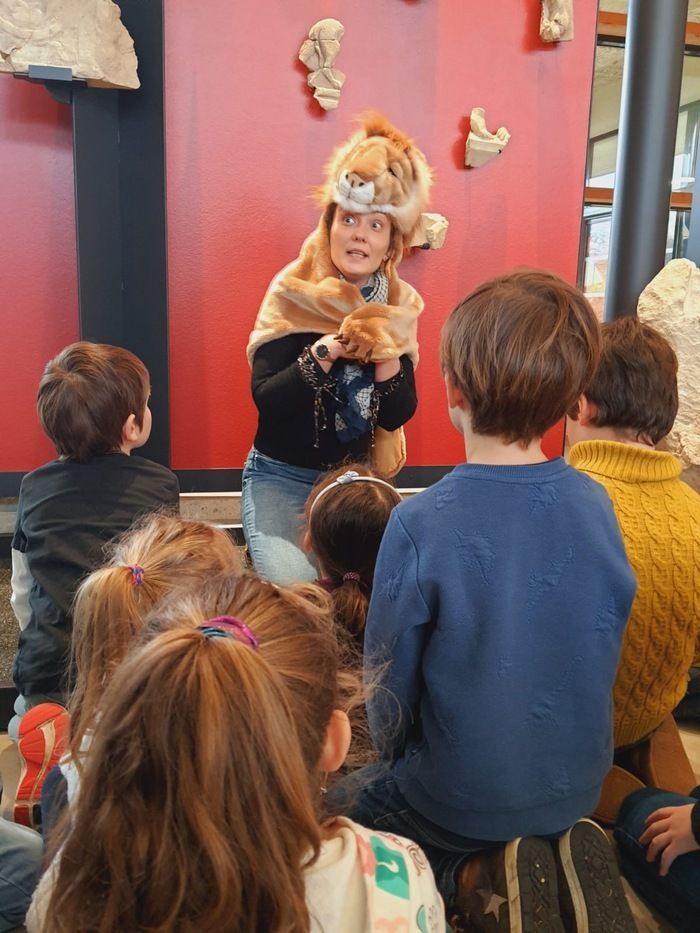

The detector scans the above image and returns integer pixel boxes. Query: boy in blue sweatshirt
[345,271,637,932]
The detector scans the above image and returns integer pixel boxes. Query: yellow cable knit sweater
[570,440,700,748]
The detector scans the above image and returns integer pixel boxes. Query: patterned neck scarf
[334,270,389,442]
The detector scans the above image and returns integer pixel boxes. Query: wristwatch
[314,342,330,361]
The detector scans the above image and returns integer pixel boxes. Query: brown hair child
[10,342,180,824]
[335,270,637,930]
[28,575,444,933]
[304,463,401,644]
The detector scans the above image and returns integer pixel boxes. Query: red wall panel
[165,0,598,469]
[0,2,596,475]
[0,79,78,471]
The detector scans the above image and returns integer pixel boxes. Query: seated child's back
[364,271,637,841]
[11,342,179,707]
[568,316,700,747]
[27,575,445,933]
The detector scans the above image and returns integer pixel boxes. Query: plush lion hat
[315,112,432,245]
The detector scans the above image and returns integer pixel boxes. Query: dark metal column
[116,0,170,467]
[604,0,689,320]
[73,88,123,344]
[71,0,170,465]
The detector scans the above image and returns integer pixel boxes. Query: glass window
[580,4,699,305]
[581,206,690,319]
[588,50,700,192]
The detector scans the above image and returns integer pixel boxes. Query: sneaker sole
[557,819,636,933]
[504,837,565,933]
[14,708,68,828]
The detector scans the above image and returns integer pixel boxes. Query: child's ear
[121,413,140,445]
[302,529,313,553]
[444,373,466,410]
[577,395,599,427]
[318,709,351,774]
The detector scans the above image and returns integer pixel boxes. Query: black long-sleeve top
[251,332,417,471]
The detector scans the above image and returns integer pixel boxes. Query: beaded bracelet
[297,346,342,448]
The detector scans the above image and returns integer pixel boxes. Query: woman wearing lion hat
[243,114,432,584]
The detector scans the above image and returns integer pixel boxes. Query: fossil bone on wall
[465,107,511,168]
[540,0,574,43]
[637,259,700,471]
[298,18,345,111]
[0,0,139,89]
[408,213,449,250]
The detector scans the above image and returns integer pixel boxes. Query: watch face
[315,343,330,360]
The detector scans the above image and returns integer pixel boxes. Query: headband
[197,615,259,651]
[309,470,399,515]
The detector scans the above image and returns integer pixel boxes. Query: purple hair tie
[198,615,259,651]
[128,565,144,587]
[343,571,361,583]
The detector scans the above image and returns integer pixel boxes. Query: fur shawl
[247,215,423,367]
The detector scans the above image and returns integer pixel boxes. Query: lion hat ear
[314,112,433,245]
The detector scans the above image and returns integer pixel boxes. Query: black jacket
[12,453,179,698]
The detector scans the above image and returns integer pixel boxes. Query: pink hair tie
[343,571,361,583]
[198,615,260,651]
[128,565,144,587]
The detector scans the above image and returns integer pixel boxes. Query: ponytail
[45,626,320,933]
[329,575,370,646]
[69,514,241,767]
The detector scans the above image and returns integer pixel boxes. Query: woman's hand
[639,804,700,875]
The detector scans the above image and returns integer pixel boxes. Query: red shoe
[14,703,70,828]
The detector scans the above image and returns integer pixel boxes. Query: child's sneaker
[456,837,565,932]
[555,818,636,932]
[14,702,69,829]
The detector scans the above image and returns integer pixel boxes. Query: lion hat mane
[315,112,432,245]
[248,114,432,372]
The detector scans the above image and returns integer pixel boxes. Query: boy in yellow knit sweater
[567,316,700,753]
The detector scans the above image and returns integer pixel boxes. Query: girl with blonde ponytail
[28,575,444,933]
[63,514,242,796]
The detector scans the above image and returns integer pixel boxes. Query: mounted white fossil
[465,108,511,168]
[298,18,345,111]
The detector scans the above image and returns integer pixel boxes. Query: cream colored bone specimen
[298,18,345,111]
[0,0,139,89]
[409,212,449,250]
[465,107,511,168]
[540,0,574,43]
[637,259,700,472]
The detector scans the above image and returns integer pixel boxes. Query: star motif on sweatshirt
[478,888,507,921]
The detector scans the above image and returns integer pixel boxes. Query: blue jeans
[0,817,43,932]
[241,449,320,585]
[327,764,500,908]
[615,787,700,932]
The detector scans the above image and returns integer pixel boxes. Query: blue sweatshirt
[364,459,636,840]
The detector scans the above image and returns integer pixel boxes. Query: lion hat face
[316,113,432,244]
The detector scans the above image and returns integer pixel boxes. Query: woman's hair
[44,574,346,933]
[69,513,242,764]
[304,463,401,643]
